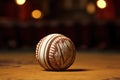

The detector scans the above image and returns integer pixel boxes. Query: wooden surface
[0,51,120,80]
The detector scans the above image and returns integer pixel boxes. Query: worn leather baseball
[36,33,76,71]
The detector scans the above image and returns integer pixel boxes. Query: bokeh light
[31,9,42,19]
[86,3,96,14]
[97,0,107,9]
[15,0,26,5]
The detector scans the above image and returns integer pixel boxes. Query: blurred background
[0,0,120,51]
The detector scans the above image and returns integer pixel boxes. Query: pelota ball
[36,33,76,71]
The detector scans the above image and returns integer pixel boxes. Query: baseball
[36,33,76,71]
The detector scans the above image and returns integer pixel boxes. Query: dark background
[0,0,120,51]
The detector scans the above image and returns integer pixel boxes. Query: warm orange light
[97,0,107,9]
[32,9,42,19]
[86,3,96,14]
[15,0,26,5]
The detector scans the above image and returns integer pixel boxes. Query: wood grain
[0,51,120,80]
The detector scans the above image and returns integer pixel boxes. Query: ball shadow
[46,68,92,72]
[63,68,92,72]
